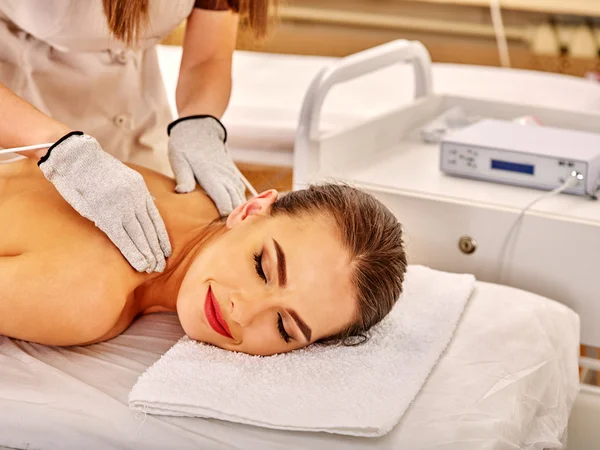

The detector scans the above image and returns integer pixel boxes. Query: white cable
[0,143,54,165]
[490,0,511,68]
[498,173,581,283]
[0,143,53,155]
[0,141,261,199]
[233,164,259,198]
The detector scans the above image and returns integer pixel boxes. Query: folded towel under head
[129,265,475,437]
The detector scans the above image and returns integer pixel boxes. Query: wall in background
[161,0,600,192]
[162,0,600,78]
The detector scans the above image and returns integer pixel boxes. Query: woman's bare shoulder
[0,252,132,346]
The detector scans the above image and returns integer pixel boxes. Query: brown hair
[271,184,407,345]
[102,0,277,46]
[229,0,278,39]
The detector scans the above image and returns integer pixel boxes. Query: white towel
[129,265,475,437]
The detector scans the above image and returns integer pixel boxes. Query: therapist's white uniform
[0,0,197,173]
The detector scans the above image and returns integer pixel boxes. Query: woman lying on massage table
[0,141,407,355]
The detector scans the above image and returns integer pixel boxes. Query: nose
[229,289,276,327]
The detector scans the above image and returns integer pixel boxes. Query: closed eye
[253,251,267,283]
[254,250,293,343]
[277,313,291,343]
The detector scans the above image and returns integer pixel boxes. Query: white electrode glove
[167,115,246,216]
[38,131,172,273]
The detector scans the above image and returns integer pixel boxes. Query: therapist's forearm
[175,59,232,119]
[0,81,70,160]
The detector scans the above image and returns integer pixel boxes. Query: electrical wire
[0,143,53,155]
[497,173,581,283]
[490,0,511,68]
[0,142,260,198]
[0,143,53,164]
[233,164,259,198]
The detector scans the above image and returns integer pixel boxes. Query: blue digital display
[491,159,534,175]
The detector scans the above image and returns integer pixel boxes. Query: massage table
[1,43,596,448]
[0,282,578,449]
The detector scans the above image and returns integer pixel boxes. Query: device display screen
[491,159,535,175]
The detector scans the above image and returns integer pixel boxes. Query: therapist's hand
[38,132,172,273]
[167,115,245,216]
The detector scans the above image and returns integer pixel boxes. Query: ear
[226,189,278,229]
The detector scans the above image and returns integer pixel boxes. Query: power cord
[498,172,582,283]
[233,164,259,198]
[0,142,260,198]
[490,0,511,68]
[0,143,53,164]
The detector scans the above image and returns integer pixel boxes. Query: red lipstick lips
[204,286,233,339]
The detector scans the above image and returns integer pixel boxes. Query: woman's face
[177,190,357,356]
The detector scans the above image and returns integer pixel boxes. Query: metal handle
[293,40,433,188]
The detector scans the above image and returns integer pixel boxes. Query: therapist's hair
[271,184,407,345]
[102,0,278,45]
[102,0,149,46]
[233,0,279,38]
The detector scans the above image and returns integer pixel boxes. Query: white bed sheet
[0,281,579,450]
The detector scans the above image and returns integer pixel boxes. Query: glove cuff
[37,131,84,166]
[38,132,108,184]
[167,115,227,143]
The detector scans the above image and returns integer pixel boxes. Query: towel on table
[129,265,475,437]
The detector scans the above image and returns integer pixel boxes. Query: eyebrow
[288,309,312,342]
[272,238,287,288]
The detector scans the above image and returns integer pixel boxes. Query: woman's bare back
[0,159,219,345]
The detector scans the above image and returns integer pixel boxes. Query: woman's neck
[126,164,224,315]
[134,219,225,315]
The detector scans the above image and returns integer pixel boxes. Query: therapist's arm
[175,8,238,118]
[167,7,245,216]
[0,81,70,159]
[0,81,171,273]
